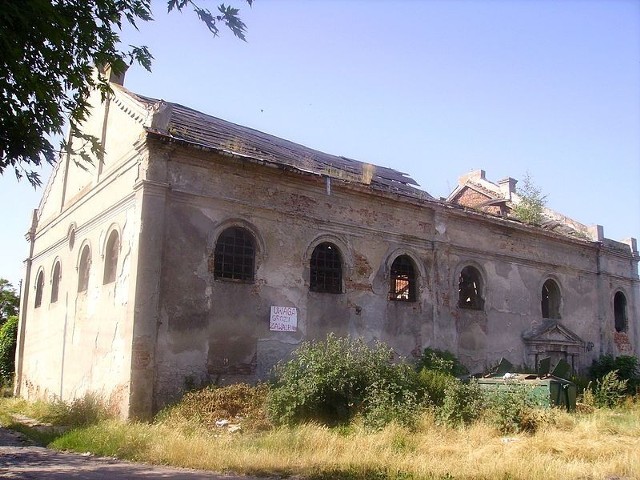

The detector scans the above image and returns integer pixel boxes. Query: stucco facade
[15,73,640,419]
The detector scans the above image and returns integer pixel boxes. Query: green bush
[437,379,486,427]
[415,348,468,377]
[0,315,18,386]
[589,354,638,395]
[268,334,423,428]
[416,368,456,407]
[362,373,422,429]
[483,384,548,434]
[585,370,628,408]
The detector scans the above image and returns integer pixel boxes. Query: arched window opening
[34,270,44,308]
[213,227,255,281]
[78,245,91,293]
[103,230,120,284]
[614,291,628,333]
[389,255,417,302]
[310,242,342,294]
[458,266,484,310]
[51,262,61,303]
[541,279,561,319]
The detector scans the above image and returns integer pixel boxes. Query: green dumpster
[476,373,576,411]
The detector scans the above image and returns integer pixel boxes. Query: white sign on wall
[270,306,297,332]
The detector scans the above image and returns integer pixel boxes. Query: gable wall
[16,90,149,415]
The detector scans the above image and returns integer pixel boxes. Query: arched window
[213,227,255,281]
[389,255,417,302]
[103,230,119,284]
[78,245,91,292]
[614,291,628,333]
[310,242,342,294]
[34,270,44,308]
[458,266,484,310]
[51,261,61,303]
[541,279,561,319]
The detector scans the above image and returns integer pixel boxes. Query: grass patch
[2,391,640,479]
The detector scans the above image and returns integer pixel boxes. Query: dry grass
[3,394,640,479]
[45,404,640,479]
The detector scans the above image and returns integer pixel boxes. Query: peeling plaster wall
[18,106,144,416]
[148,150,638,409]
[22,102,638,419]
[152,152,436,408]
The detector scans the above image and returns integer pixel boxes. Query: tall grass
[2,394,639,479]
[40,404,640,479]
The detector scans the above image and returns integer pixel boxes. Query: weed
[415,348,468,377]
[584,370,628,408]
[157,383,271,432]
[268,334,424,428]
[483,384,550,434]
[437,379,486,426]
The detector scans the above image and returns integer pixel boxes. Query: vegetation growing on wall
[512,173,547,225]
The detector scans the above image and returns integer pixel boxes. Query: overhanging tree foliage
[0,0,252,186]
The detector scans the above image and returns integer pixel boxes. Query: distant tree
[0,0,252,186]
[0,279,19,326]
[0,315,18,386]
[0,279,19,386]
[512,173,547,225]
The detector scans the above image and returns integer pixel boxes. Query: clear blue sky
[1,0,639,290]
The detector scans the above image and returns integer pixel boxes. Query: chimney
[498,177,517,200]
[458,169,486,185]
[98,64,128,86]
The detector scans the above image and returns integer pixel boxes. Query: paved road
[0,428,272,479]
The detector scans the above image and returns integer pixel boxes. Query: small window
[389,255,417,302]
[541,279,561,319]
[458,266,484,310]
[34,270,44,308]
[103,230,119,284]
[213,227,255,281]
[51,261,61,303]
[78,245,91,292]
[310,242,342,294]
[614,291,628,333]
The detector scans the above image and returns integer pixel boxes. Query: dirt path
[0,427,272,479]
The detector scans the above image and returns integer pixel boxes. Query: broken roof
[448,169,593,240]
[124,88,431,200]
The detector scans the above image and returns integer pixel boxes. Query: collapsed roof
[125,88,431,200]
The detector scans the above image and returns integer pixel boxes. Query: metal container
[476,373,576,411]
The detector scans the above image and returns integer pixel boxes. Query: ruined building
[15,71,639,419]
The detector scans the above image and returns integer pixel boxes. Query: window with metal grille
[51,261,61,303]
[458,265,484,310]
[78,245,91,293]
[310,242,342,293]
[34,270,44,308]
[541,279,561,319]
[389,255,416,301]
[103,230,119,284]
[214,227,255,281]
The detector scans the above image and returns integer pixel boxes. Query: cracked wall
[150,150,638,410]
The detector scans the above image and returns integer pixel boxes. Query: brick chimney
[498,177,517,200]
[458,169,486,185]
